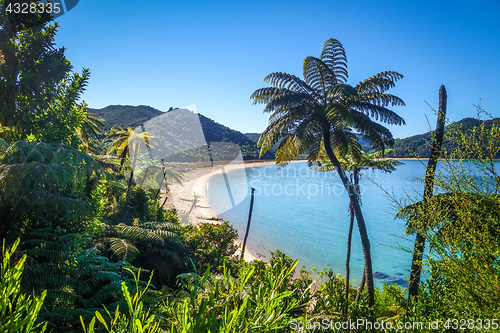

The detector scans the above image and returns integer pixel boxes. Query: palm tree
[105,126,156,196]
[316,148,402,313]
[104,125,129,170]
[139,164,184,202]
[77,112,105,153]
[251,38,405,307]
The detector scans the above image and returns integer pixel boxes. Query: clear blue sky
[55,0,500,139]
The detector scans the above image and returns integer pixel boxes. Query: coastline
[162,158,423,263]
[164,159,303,262]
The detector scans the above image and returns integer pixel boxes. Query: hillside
[244,133,261,143]
[88,105,164,129]
[88,105,274,161]
[385,117,500,158]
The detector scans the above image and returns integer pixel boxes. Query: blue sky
[55,0,500,139]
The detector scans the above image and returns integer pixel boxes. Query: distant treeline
[364,117,500,158]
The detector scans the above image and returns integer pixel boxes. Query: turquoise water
[206,160,434,288]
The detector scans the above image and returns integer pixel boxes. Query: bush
[1,239,48,333]
[182,221,239,274]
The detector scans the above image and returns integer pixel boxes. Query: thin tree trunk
[407,85,447,303]
[154,160,167,200]
[119,147,128,171]
[344,199,354,316]
[344,169,360,315]
[355,266,366,304]
[241,188,256,261]
[323,131,375,307]
[126,145,139,199]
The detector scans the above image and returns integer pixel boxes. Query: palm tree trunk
[323,131,375,307]
[119,147,128,171]
[344,169,360,315]
[407,85,447,302]
[126,145,139,199]
[355,266,366,303]
[344,199,355,316]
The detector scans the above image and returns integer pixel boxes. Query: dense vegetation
[1,5,500,332]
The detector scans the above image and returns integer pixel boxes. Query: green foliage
[77,111,106,154]
[0,5,90,144]
[164,251,312,332]
[110,186,151,224]
[81,268,161,333]
[1,238,48,333]
[0,140,127,331]
[0,141,101,240]
[386,117,500,158]
[182,221,239,275]
[397,110,500,322]
[21,229,123,332]
[101,213,184,286]
[251,38,406,308]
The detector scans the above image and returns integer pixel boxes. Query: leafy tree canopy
[0,0,89,144]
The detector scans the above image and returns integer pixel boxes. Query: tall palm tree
[251,38,405,307]
[316,148,402,313]
[77,112,105,153]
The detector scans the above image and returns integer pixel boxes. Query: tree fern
[251,38,406,307]
[105,219,184,286]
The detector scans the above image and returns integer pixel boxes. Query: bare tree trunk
[241,188,256,260]
[126,145,139,199]
[407,85,447,303]
[344,169,360,315]
[355,266,366,304]
[344,199,355,316]
[323,131,375,307]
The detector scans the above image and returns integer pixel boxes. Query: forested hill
[385,117,500,158]
[88,105,274,160]
[88,105,164,129]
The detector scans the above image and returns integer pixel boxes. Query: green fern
[0,141,102,240]
[109,238,140,262]
[106,220,184,286]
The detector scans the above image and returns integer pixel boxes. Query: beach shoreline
[163,159,304,262]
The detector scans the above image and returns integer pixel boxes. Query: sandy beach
[161,159,288,262]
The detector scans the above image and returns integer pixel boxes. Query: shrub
[0,239,48,333]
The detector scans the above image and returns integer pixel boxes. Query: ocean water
[205,160,465,288]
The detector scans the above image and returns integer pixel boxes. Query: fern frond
[320,38,348,83]
[109,238,140,261]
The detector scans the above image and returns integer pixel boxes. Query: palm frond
[320,38,348,84]
[109,237,140,261]
[262,72,315,95]
[303,56,336,94]
[355,71,404,94]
